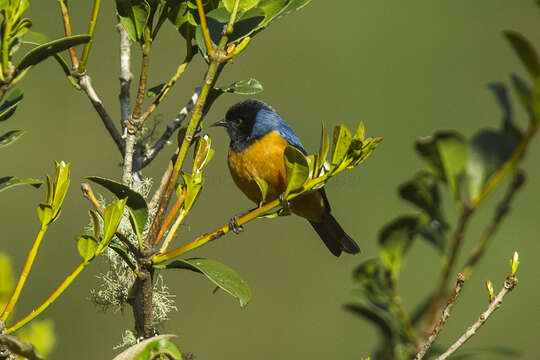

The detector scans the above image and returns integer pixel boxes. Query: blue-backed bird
[212,99,360,256]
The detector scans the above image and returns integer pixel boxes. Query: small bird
[212,99,360,256]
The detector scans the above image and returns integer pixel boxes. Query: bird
[211,99,360,257]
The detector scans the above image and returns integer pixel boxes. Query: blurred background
[2,0,539,359]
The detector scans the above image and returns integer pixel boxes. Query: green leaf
[488,83,522,139]
[354,120,366,140]
[100,198,128,251]
[77,235,98,263]
[51,161,70,215]
[223,0,260,13]
[109,239,138,272]
[0,176,43,192]
[36,203,53,225]
[467,129,519,201]
[193,134,214,176]
[378,216,419,279]
[85,176,148,241]
[0,130,24,148]
[511,74,532,119]
[258,0,287,27]
[283,145,309,196]
[254,177,268,205]
[165,258,251,308]
[146,83,166,98]
[14,319,55,359]
[116,0,151,42]
[112,335,182,360]
[89,209,101,239]
[181,173,202,211]
[352,259,392,309]
[315,123,330,177]
[417,212,447,254]
[220,78,264,95]
[330,125,352,170]
[0,88,23,122]
[415,131,468,198]
[504,31,540,78]
[398,172,441,217]
[17,35,91,72]
[344,302,393,338]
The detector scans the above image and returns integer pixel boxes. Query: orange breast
[227,130,325,221]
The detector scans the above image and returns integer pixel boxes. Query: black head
[212,99,275,152]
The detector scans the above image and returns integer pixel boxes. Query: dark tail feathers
[309,212,360,257]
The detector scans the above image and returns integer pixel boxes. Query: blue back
[251,108,307,155]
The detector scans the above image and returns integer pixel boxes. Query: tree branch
[435,275,518,360]
[463,171,525,277]
[57,0,79,69]
[77,74,125,155]
[118,23,132,129]
[413,273,466,360]
[78,0,101,73]
[426,206,473,331]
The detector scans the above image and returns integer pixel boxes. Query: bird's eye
[232,117,242,126]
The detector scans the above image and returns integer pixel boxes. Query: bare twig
[435,275,518,360]
[78,0,101,72]
[148,158,174,214]
[78,74,125,155]
[413,273,466,360]
[426,206,473,331]
[140,87,201,169]
[463,171,525,277]
[118,23,133,128]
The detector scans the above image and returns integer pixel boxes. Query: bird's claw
[279,193,291,214]
[229,215,244,234]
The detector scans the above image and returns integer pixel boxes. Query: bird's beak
[211,119,227,128]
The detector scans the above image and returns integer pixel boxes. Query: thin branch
[413,273,466,360]
[386,273,418,345]
[0,227,48,322]
[155,188,186,247]
[426,206,473,331]
[118,23,133,128]
[57,0,79,69]
[123,135,136,185]
[471,122,538,209]
[77,74,125,155]
[5,262,86,334]
[78,0,101,72]
[435,275,518,360]
[148,157,174,214]
[140,87,201,169]
[132,46,150,120]
[195,0,214,55]
[463,171,525,277]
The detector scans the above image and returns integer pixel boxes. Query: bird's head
[212,99,279,152]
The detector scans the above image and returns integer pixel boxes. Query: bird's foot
[279,193,291,215]
[228,215,244,234]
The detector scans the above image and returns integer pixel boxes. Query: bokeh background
[2,1,539,359]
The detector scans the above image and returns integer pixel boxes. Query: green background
[2,1,539,359]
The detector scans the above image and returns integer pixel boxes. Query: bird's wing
[276,121,307,155]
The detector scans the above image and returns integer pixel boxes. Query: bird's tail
[309,212,360,257]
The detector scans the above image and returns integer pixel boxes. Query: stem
[5,262,86,334]
[471,122,538,209]
[154,188,186,247]
[57,0,80,69]
[122,135,136,186]
[78,0,101,73]
[132,46,150,119]
[386,273,418,346]
[145,8,238,247]
[129,265,154,338]
[0,227,48,322]
[425,206,473,331]
[463,171,525,278]
[195,0,214,55]
[154,196,282,264]
[413,273,466,360]
[78,74,125,155]
[118,23,133,127]
[435,275,518,360]
[1,14,11,76]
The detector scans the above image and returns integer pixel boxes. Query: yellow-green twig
[195,0,214,55]
[57,0,79,69]
[6,262,86,333]
[0,226,48,322]
[78,0,101,73]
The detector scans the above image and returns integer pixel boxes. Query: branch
[57,0,79,69]
[5,262,86,334]
[140,86,201,169]
[463,171,525,277]
[434,275,518,360]
[413,273,466,360]
[78,0,101,73]
[78,74,125,155]
[425,206,473,331]
[118,23,133,128]
[471,122,538,209]
[195,0,214,55]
